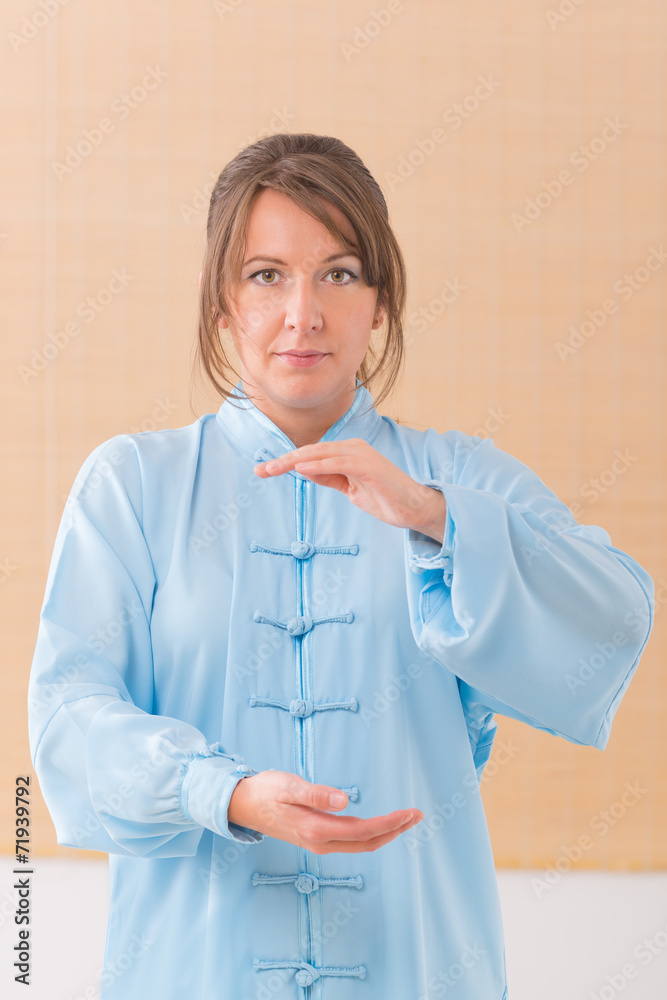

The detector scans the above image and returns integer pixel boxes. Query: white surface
[0,857,666,998]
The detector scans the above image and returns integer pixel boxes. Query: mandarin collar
[215,378,384,477]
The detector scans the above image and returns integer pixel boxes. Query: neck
[242,381,358,449]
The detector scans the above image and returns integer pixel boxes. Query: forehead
[244,188,357,255]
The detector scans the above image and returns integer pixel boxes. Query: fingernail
[265,460,278,471]
[329,792,347,807]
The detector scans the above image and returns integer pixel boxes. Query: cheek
[346,299,379,338]
[331,291,376,325]
[231,297,280,353]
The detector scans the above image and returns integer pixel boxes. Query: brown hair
[191,132,407,413]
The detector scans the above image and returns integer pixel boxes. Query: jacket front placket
[247,455,367,997]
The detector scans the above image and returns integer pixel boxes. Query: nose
[284,276,324,335]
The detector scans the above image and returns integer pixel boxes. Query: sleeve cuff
[179,746,265,844]
[406,479,455,582]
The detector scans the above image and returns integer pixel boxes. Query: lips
[276,351,329,368]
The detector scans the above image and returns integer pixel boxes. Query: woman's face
[217,187,385,435]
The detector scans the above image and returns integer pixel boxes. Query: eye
[247,267,359,287]
[325,268,358,285]
[249,269,280,285]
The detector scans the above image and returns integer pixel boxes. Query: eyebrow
[242,252,361,267]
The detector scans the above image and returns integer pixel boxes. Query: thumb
[290,777,348,812]
[324,787,349,810]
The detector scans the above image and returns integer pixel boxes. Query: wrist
[227,773,253,828]
[410,486,447,544]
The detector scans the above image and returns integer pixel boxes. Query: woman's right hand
[227,769,423,854]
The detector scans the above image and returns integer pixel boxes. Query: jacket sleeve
[28,435,265,858]
[403,435,655,751]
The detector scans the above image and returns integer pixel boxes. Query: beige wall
[1,0,664,868]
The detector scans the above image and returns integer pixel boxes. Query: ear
[202,271,230,330]
[372,300,386,329]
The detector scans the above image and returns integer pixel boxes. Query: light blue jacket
[28,378,654,999]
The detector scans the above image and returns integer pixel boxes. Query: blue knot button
[289,699,313,718]
[295,966,319,987]
[286,615,313,636]
[290,540,314,559]
[294,873,319,893]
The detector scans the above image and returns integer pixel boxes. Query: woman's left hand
[254,438,447,542]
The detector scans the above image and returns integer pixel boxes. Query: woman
[29,133,654,1000]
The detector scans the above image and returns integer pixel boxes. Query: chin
[276,380,331,402]
[275,374,345,404]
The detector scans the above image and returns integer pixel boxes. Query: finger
[335,809,424,843]
[291,467,349,491]
[294,455,362,476]
[279,780,350,813]
[252,464,273,477]
[290,441,365,461]
[255,441,367,475]
[306,814,423,855]
[295,807,423,845]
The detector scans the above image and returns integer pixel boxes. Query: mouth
[276,351,330,368]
